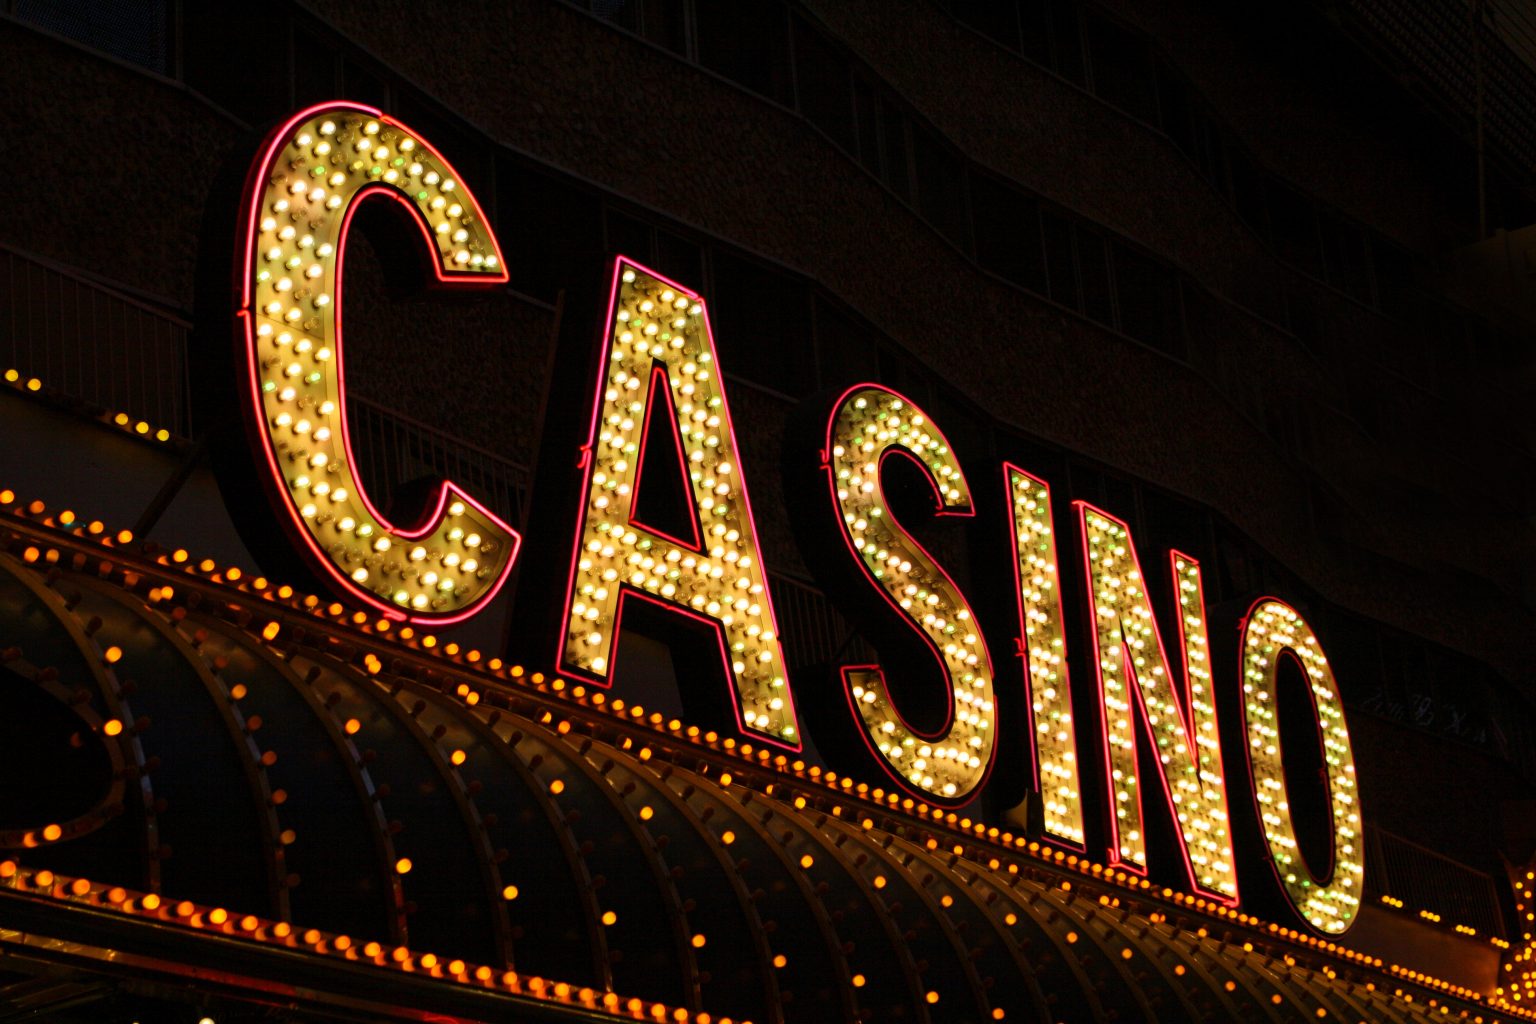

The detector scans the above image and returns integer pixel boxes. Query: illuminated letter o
[1239,599,1364,934]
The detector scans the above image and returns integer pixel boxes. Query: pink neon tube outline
[1002,461,1088,851]
[1235,596,1355,930]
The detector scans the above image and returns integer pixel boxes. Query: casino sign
[226,101,1359,933]
[0,99,1507,1024]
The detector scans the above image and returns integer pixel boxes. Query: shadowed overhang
[0,495,1511,1024]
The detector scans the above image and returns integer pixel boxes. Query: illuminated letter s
[237,102,519,623]
[811,385,998,805]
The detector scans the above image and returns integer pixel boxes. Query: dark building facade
[5,1,1536,1021]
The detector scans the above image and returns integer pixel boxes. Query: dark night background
[5,0,1536,1004]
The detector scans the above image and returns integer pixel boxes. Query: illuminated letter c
[237,101,519,623]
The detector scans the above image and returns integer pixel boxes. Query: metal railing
[0,245,192,435]
[769,572,873,670]
[0,244,533,529]
[1365,824,1507,938]
[347,396,531,531]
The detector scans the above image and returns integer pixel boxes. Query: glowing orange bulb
[395,857,412,875]
[102,719,123,737]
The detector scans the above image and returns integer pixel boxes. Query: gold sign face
[238,101,519,623]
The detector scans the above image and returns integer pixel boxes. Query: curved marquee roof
[0,499,1514,1024]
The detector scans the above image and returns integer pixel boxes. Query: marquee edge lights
[1238,597,1364,935]
[0,490,1388,945]
[823,385,998,805]
[1077,503,1240,905]
[1004,464,1086,848]
[238,100,520,624]
[557,258,803,751]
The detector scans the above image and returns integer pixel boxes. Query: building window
[17,0,169,74]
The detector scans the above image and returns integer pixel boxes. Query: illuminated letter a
[558,259,802,750]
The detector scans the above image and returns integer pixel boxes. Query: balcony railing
[1365,824,1507,939]
[768,572,874,670]
[0,245,191,436]
[347,396,531,531]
